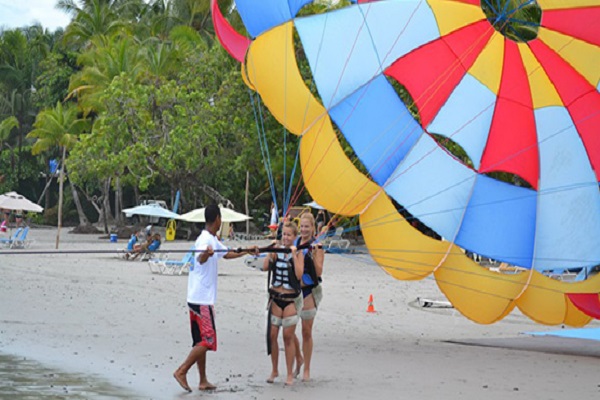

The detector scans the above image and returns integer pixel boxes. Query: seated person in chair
[127,233,161,260]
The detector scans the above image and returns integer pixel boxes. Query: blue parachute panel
[384,133,474,241]
[386,133,538,268]
[329,74,423,186]
[533,106,600,270]
[428,73,496,170]
[456,175,537,268]
[236,0,313,38]
[295,0,439,108]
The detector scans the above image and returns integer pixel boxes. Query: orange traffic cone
[366,294,376,313]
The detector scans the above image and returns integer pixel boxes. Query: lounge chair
[117,234,139,259]
[137,238,161,261]
[323,227,350,250]
[1,227,22,248]
[10,226,32,249]
[149,248,195,275]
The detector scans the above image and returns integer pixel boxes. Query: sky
[0,0,71,31]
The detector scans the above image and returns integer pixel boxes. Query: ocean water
[0,353,140,399]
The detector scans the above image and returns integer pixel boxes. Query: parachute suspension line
[285,11,333,214]
[282,21,291,217]
[357,3,384,73]
[284,143,302,215]
[248,89,279,213]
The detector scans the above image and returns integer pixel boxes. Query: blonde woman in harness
[262,222,304,386]
[293,212,324,381]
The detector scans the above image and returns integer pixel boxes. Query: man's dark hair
[205,204,221,224]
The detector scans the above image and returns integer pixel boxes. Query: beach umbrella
[0,192,44,213]
[303,201,325,210]
[122,204,182,220]
[179,206,251,223]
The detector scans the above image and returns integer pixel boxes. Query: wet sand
[1,227,599,399]
[0,353,140,399]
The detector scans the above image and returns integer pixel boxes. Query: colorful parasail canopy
[212,0,600,326]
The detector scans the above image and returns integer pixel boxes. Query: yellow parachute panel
[300,116,380,216]
[245,21,325,137]
[435,250,528,324]
[360,192,446,280]
[516,272,600,325]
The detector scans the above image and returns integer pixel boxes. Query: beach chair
[0,227,22,248]
[324,227,350,250]
[117,234,138,259]
[10,227,32,249]
[149,248,195,275]
[138,238,162,262]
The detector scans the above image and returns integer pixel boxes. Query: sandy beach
[1,227,599,399]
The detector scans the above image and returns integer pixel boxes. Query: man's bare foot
[173,370,192,392]
[199,381,217,391]
[266,371,278,383]
[294,358,303,378]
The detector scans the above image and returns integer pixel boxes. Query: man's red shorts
[188,303,217,351]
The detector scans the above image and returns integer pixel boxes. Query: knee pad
[300,308,317,320]
[270,315,283,327]
[282,315,299,327]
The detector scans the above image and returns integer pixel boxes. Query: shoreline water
[0,352,140,399]
[1,227,599,399]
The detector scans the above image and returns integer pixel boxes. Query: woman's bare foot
[294,358,303,378]
[199,381,217,391]
[303,369,310,382]
[284,375,294,386]
[266,371,278,383]
[173,370,192,392]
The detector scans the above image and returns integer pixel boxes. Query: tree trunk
[55,146,66,249]
[245,170,249,235]
[114,176,121,226]
[68,171,89,227]
[102,178,113,233]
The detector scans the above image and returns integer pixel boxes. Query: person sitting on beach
[14,210,23,228]
[293,212,325,381]
[127,233,161,260]
[315,210,326,236]
[263,222,304,386]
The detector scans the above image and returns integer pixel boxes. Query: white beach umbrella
[303,201,326,210]
[0,191,44,213]
[179,206,251,223]
[122,204,181,220]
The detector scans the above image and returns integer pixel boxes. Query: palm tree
[58,0,132,48]
[0,116,18,153]
[27,101,90,248]
[68,35,145,114]
[0,116,19,184]
[0,28,42,177]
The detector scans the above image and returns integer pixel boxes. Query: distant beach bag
[0,220,6,233]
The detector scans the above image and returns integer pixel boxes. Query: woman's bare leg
[294,334,303,377]
[267,325,280,383]
[302,294,316,381]
[282,325,297,385]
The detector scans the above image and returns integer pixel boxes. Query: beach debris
[417,297,453,308]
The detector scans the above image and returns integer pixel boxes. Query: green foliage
[0,144,44,198]
[33,51,79,110]
[481,0,542,42]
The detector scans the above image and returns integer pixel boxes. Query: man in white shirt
[173,204,258,392]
